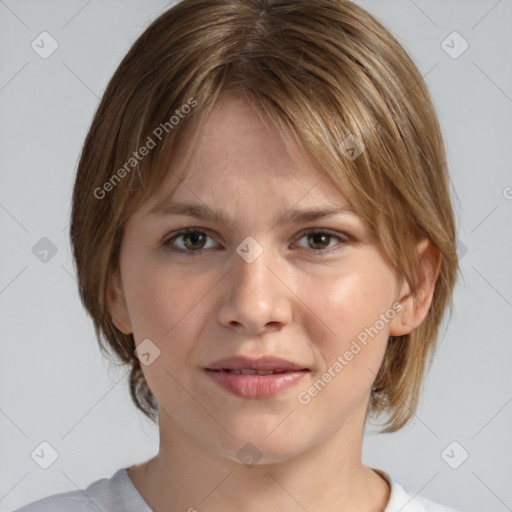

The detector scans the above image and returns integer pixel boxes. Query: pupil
[310,233,329,249]
[185,232,205,250]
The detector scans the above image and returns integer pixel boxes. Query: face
[109,94,422,465]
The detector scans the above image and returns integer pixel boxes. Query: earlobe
[107,271,133,335]
[389,237,441,337]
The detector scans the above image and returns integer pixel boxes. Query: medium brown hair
[70,0,460,432]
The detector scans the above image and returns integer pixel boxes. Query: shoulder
[373,469,462,512]
[13,491,99,512]
[12,469,125,512]
[397,490,461,512]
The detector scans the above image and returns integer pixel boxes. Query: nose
[217,242,292,335]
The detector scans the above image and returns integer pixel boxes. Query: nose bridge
[218,235,291,332]
[233,235,277,302]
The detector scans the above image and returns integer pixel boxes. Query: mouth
[205,368,308,375]
[203,356,311,398]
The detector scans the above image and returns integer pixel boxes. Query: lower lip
[204,370,309,398]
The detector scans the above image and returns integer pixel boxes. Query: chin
[212,429,306,467]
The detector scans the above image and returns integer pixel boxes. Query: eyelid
[295,227,350,243]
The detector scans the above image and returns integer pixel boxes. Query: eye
[162,227,350,256]
[163,228,217,254]
[293,229,349,255]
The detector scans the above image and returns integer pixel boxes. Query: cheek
[121,257,212,403]
[303,262,393,338]
[294,270,391,420]
[123,253,210,339]
[298,260,394,383]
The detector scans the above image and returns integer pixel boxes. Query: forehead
[145,94,351,212]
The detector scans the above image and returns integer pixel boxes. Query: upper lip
[205,355,310,371]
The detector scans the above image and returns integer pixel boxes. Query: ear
[107,268,133,335]
[389,237,441,337]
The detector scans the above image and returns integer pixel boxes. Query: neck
[128,406,391,512]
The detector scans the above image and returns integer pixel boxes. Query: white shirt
[13,466,461,512]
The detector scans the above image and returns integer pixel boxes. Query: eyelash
[162,227,350,257]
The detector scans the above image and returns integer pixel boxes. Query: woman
[16,0,461,510]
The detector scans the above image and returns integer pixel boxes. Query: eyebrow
[147,201,357,226]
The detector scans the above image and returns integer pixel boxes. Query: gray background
[1,1,511,511]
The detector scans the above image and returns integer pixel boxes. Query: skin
[108,94,440,512]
